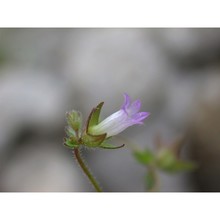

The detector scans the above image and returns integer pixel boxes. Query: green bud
[63,137,80,149]
[66,110,82,131]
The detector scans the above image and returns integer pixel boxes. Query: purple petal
[121,93,131,110]
[127,99,141,115]
[90,94,150,138]
[132,112,150,122]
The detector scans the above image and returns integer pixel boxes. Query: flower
[64,93,150,149]
[89,93,150,138]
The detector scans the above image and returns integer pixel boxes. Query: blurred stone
[0,67,69,147]
[0,140,88,191]
[153,29,220,68]
[188,72,220,191]
[63,29,169,113]
[83,147,145,192]
[0,29,71,73]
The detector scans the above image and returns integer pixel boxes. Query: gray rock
[0,140,87,191]
[153,29,220,67]
[63,29,169,112]
[188,72,220,191]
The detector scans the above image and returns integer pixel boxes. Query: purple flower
[89,93,150,137]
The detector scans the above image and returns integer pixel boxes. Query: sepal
[99,142,125,149]
[63,137,79,149]
[82,132,107,147]
[64,101,125,149]
[86,102,104,129]
[81,102,108,147]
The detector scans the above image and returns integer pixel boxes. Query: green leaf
[156,149,176,170]
[133,149,155,165]
[165,160,197,173]
[156,149,197,173]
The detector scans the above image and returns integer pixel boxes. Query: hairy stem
[73,148,102,192]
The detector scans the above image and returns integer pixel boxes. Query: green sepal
[133,149,155,165]
[99,142,125,149]
[82,132,107,147]
[63,137,79,149]
[82,102,107,147]
[86,102,104,130]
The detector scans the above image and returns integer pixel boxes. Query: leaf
[156,149,197,173]
[156,149,176,170]
[165,160,197,173]
[133,149,155,165]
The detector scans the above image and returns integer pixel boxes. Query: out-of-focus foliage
[133,135,197,191]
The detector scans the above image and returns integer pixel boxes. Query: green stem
[73,148,102,192]
[147,165,160,192]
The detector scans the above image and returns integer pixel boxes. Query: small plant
[64,93,150,192]
[64,94,196,192]
[133,135,197,191]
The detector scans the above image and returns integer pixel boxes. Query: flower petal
[127,99,141,115]
[89,94,150,138]
[132,112,150,122]
[121,93,131,110]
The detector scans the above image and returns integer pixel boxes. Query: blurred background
[0,28,220,192]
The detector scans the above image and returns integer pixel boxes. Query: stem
[73,148,102,192]
[147,165,160,192]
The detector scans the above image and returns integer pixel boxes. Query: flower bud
[66,110,82,131]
